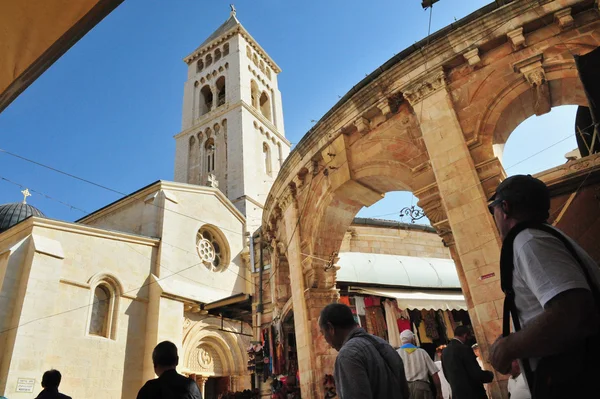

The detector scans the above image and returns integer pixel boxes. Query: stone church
[0,10,290,399]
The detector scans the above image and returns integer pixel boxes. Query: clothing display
[339,296,351,306]
[383,299,401,348]
[365,306,387,339]
[354,296,366,316]
[422,310,440,340]
[397,318,411,333]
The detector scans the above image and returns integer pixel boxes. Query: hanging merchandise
[443,311,455,339]
[354,296,366,316]
[408,309,422,327]
[365,306,387,339]
[422,310,440,340]
[397,317,411,333]
[262,329,271,382]
[383,299,401,348]
[339,296,351,306]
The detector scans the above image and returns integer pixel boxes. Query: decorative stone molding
[464,48,481,66]
[401,68,447,106]
[513,54,551,116]
[354,116,370,134]
[475,158,506,199]
[433,219,455,247]
[414,183,447,225]
[507,27,526,50]
[554,8,574,30]
[278,183,297,213]
[377,101,392,116]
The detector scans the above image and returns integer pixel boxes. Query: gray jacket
[334,328,409,399]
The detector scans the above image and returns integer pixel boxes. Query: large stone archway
[262,1,600,397]
[182,316,252,395]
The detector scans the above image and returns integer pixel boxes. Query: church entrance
[204,376,229,399]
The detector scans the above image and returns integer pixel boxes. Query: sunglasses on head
[488,199,503,215]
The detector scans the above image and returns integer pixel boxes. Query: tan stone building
[260,0,600,397]
[0,10,291,399]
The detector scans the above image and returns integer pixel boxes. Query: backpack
[500,221,600,398]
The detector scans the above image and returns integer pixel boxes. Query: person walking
[319,303,409,399]
[137,341,202,399]
[487,175,600,398]
[396,330,442,399]
[434,346,452,399]
[35,370,71,399]
[442,326,493,399]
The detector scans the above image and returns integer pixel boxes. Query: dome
[0,203,45,233]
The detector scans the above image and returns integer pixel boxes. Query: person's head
[400,329,415,345]
[488,175,551,239]
[319,303,358,351]
[510,360,521,378]
[152,341,179,376]
[472,343,481,358]
[41,369,61,389]
[453,325,472,344]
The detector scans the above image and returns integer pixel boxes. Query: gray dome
[0,203,45,233]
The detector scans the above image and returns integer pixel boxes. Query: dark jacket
[35,387,71,399]
[442,339,493,399]
[334,328,409,399]
[137,369,202,399]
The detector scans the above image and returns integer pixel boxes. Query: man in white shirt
[396,330,442,399]
[488,175,600,397]
[507,360,530,399]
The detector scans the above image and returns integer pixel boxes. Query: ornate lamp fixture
[399,205,426,223]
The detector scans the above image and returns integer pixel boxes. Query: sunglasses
[488,199,503,215]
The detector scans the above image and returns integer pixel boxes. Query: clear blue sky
[0,0,578,226]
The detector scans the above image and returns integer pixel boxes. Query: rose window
[196,228,225,270]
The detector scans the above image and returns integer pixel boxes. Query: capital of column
[278,183,298,213]
[513,54,551,115]
[401,67,447,106]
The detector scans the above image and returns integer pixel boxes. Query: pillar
[196,375,208,397]
[403,67,506,398]
[282,199,339,398]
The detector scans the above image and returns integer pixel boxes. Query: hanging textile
[364,296,381,307]
[365,306,387,339]
[443,311,455,339]
[383,299,401,348]
[354,296,366,316]
[339,296,351,306]
[418,320,433,343]
[412,322,421,346]
[422,310,440,340]
[409,309,422,327]
[397,318,411,333]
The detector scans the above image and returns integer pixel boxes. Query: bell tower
[174,8,291,233]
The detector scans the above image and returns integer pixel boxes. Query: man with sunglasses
[487,174,600,398]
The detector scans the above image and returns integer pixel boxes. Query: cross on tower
[21,188,31,204]
[207,173,219,189]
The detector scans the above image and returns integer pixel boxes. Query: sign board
[479,272,495,281]
[16,378,35,393]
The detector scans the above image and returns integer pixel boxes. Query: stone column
[281,197,339,398]
[403,67,505,398]
[196,375,208,397]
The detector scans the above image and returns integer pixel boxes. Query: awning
[337,252,461,289]
[349,286,467,311]
[0,0,124,113]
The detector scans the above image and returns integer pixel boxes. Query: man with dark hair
[441,326,493,399]
[488,174,600,397]
[137,341,202,399]
[35,369,71,399]
[318,303,409,399]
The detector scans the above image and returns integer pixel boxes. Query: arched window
[188,135,200,184]
[266,67,272,80]
[246,46,252,58]
[205,54,212,67]
[197,225,230,271]
[223,43,230,56]
[250,80,259,108]
[263,142,272,175]
[200,85,213,115]
[259,60,265,73]
[277,142,283,167]
[252,53,258,67]
[216,76,226,107]
[214,48,222,62]
[197,60,204,73]
[205,138,215,173]
[260,92,272,121]
[88,282,118,338]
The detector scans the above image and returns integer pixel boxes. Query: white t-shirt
[512,227,600,369]
[434,360,452,399]
[396,347,438,382]
[507,374,531,399]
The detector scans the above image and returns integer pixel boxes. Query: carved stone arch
[213,123,221,135]
[205,127,212,138]
[87,272,124,296]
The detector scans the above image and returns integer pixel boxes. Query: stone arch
[199,85,213,115]
[216,76,226,107]
[214,48,222,62]
[223,43,230,56]
[182,317,250,377]
[250,80,259,108]
[260,91,271,121]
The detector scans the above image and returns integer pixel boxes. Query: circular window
[196,226,229,271]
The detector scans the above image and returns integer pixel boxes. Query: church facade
[0,10,289,399]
